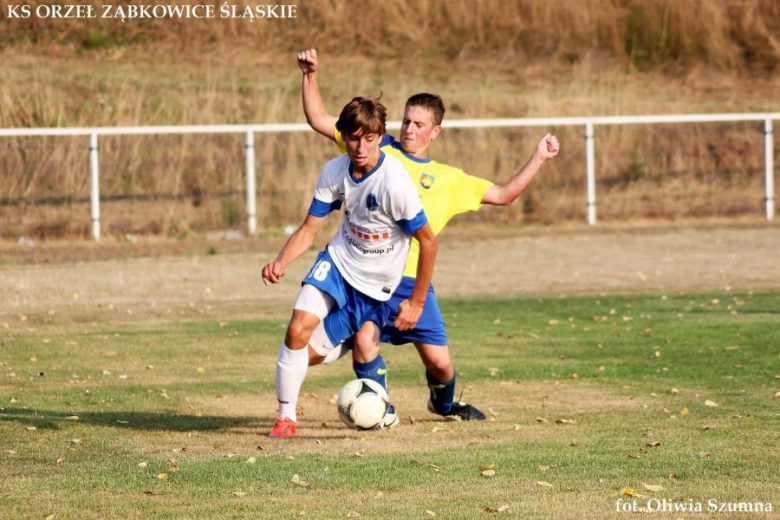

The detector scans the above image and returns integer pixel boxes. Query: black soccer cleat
[427,399,486,421]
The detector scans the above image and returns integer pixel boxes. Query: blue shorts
[379,276,448,346]
[302,249,391,348]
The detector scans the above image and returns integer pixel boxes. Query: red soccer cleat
[267,417,297,439]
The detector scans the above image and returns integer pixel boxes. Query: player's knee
[285,319,313,350]
[426,352,453,380]
[354,327,379,355]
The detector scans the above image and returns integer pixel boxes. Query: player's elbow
[492,187,516,206]
[421,234,439,255]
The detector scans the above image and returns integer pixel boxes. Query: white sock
[275,341,309,422]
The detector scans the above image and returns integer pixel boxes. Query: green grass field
[2,291,778,519]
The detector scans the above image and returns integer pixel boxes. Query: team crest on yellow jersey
[420,172,436,190]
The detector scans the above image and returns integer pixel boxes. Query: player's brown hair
[406,93,446,126]
[336,96,387,137]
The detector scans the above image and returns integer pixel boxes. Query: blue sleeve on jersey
[308,198,342,217]
[380,134,396,147]
[396,209,428,234]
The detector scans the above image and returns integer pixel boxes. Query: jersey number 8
[309,260,332,282]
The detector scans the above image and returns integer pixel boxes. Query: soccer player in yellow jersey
[297,49,559,424]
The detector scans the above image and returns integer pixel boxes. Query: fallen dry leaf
[484,505,511,513]
[646,442,661,448]
[431,426,444,433]
[168,458,180,473]
[642,483,663,492]
[138,461,148,468]
[697,452,711,459]
[702,424,717,431]
[536,481,553,488]
[680,407,690,416]
[157,473,168,480]
[704,400,719,407]
[669,473,678,481]
[425,510,436,517]
[196,367,206,374]
[347,512,361,518]
[535,417,548,424]
[555,419,576,425]
[482,469,496,477]
[232,491,247,497]
[670,388,680,395]
[290,474,310,487]
[245,457,256,464]
[55,458,65,466]
[25,426,37,431]
[45,515,56,520]
[70,439,82,444]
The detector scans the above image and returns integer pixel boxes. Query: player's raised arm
[481,133,560,206]
[262,212,328,286]
[298,49,338,141]
[395,223,438,331]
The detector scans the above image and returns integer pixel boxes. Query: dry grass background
[1,0,779,237]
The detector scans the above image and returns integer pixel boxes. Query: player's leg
[352,321,385,388]
[414,341,483,421]
[351,316,399,427]
[270,283,335,438]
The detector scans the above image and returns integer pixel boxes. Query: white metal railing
[1,112,778,239]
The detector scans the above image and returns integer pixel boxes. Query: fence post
[765,119,775,221]
[585,122,597,225]
[245,130,257,235]
[89,132,101,240]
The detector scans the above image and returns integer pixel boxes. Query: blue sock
[354,354,393,414]
[426,370,456,415]
[353,354,388,396]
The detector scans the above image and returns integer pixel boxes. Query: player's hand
[262,261,286,286]
[297,49,318,74]
[534,133,560,161]
[394,299,424,331]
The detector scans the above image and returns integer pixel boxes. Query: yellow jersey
[336,131,494,278]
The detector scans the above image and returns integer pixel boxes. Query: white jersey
[308,152,427,301]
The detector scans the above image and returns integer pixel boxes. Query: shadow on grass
[0,408,271,432]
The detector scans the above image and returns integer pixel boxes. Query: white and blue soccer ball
[337,378,389,430]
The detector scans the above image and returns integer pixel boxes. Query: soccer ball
[337,378,389,430]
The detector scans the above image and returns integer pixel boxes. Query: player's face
[344,130,382,172]
[400,106,442,158]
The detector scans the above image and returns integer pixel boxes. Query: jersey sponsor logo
[366,193,379,211]
[420,172,436,190]
[348,224,389,242]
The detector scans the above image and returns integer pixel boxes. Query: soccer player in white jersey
[297,49,560,426]
[262,96,438,438]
